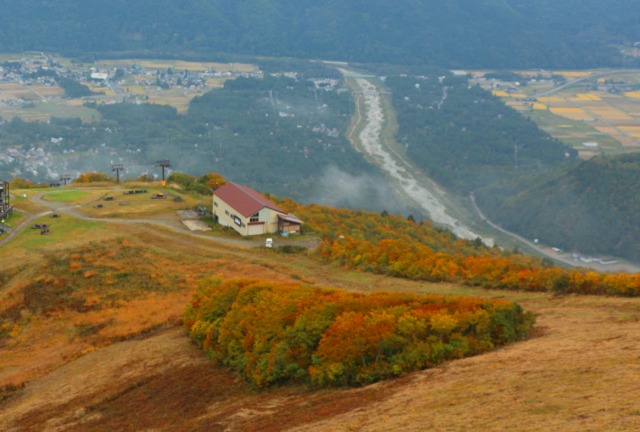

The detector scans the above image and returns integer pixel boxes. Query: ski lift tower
[156,160,171,186]
[0,180,12,220]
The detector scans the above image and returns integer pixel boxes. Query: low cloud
[309,165,416,216]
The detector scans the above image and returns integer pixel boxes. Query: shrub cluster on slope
[184,278,534,387]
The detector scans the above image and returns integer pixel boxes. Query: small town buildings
[213,182,303,236]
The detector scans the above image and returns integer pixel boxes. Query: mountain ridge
[0,0,638,68]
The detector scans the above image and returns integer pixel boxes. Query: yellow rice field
[479,69,640,153]
[595,126,621,135]
[571,93,602,101]
[589,106,631,120]
[493,91,527,98]
[126,85,146,95]
[549,106,591,120]
[618,126,640,133]
[555,71,593,78]
[537,96,565,104]
[92,59,256,73]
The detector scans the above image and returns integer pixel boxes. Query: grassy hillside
[1,183,639,431]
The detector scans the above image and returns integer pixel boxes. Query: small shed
[278,213,304,235]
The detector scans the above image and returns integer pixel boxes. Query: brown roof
[278,213,304,225]
[214,182,286,217]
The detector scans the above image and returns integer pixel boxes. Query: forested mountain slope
[385,74,576,197]
[0,0,638,68]
[485,153,640,261]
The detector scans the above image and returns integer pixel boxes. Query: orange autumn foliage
[184,278,535,387]
[272,198,640,297]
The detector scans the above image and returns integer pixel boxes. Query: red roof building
[213,182,302,236]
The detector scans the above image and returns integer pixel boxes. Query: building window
[214,201,218,207]
[250,212,259,222]
[225,210,229,215]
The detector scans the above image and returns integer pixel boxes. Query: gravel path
[0,193,260,250]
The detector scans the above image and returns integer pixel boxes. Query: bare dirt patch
[0,326,401,432]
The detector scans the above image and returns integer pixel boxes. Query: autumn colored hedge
[184,278,534,387]
[73,172,113,183]
[272,198,640,297]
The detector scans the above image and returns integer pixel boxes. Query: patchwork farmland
[479,70,640,158]
[0,53,259,121]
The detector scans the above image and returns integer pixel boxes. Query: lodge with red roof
[212,182,303,236]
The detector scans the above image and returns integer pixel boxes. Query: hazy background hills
[1,0,639,68]
[486,153,640,261]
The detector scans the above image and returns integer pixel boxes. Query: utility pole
[156,160,171,185]
[60,174,71,186]
[111,164,124,184]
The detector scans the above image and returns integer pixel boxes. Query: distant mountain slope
[385,74,576,196]
[484,153,640,261]
[0,0,637,68]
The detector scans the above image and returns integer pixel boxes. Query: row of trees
[274,198,640,297]
[184,278,534,387]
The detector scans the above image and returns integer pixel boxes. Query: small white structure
[90,72,109,81]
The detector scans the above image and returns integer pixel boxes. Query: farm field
[1,185,640,431]
[485,70,640,158]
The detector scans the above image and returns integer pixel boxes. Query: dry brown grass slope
[1,185,639,431]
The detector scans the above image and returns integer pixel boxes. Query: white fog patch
[310,165,406,214]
